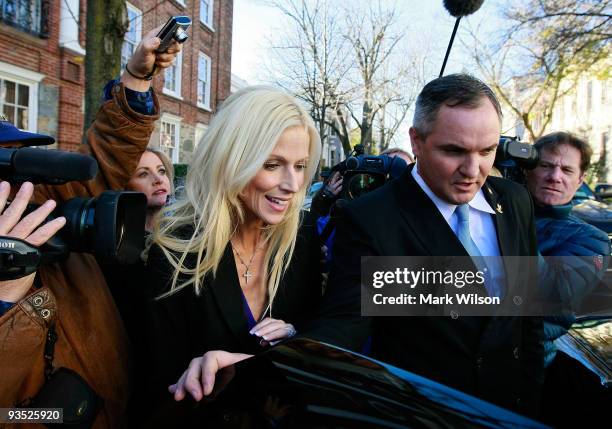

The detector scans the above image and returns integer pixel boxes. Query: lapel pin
[496,203,503,214]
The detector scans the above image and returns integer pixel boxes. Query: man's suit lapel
[393,165,468,257]
[482,181,518,257]
[482,180,523,303]
[207,243,253,350]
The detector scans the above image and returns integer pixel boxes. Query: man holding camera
[308,74,544,417]
[525,132,609,366]
[0,28,181,426]
[524,132,610,425]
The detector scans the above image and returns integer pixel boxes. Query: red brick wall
[215,0,233,104]
[0,0,85,150]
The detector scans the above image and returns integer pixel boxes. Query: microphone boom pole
[439,17,462,77]
[439,0,485,77]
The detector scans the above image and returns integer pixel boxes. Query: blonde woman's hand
[250,317,297,347]
[168,351,251,401]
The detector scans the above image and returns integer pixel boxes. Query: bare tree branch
[462,0,610,142]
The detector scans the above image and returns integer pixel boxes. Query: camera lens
[347,173,384,199]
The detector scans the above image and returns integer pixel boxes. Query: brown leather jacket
[0,83,159,428]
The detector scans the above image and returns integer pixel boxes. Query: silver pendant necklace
[232,233,263,284]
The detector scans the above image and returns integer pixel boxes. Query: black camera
[0,147,146,280]
[494,135,539,184]
[42,191,146,263]
[156,16,192,53]
[332,144,408,200]
[315,145,408,249]
[1,192,146,280]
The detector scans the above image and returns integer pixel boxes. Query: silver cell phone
[156,16,192,53]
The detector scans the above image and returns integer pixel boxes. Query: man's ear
[408,127,422,158]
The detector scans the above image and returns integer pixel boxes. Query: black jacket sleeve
[303,205,373,352]
[140,243,194,409]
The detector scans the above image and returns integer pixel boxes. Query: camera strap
[26,325,103,427]
[15,290,102,427]
[44,323,58,380]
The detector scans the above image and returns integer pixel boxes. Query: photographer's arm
[92,26,181,190]
[33,27,182,203]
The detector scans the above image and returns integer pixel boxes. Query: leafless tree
[507,0,611,61]
[464,0,611,141]
[343,1,417,153]
[265,0,354,155]
[266,0,422,156]
[375,63,422,152]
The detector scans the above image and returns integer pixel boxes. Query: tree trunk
[319,105,327,151]
[83,0,127,136]
[329,106,352,157]
[318,104,327,172]
[379,106,387,152]
[361,100,373,153]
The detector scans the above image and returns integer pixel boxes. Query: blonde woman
[142,86,323,407]
[127,148,174,231]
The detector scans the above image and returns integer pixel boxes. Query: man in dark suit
[307,73,544,417]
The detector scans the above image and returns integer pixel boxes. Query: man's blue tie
[455,204,482,257]
[454,204,503,298]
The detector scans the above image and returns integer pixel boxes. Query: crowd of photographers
[0,29,610,429]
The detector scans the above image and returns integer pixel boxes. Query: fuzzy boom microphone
[439,0,485,77]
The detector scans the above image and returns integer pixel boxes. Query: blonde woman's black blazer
[140,211,322,409]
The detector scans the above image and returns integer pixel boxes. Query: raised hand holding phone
[121,18,189,91]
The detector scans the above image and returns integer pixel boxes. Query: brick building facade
[0,0,233,162]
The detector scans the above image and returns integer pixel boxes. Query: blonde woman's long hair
[150,86,321,308]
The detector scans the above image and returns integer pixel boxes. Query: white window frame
[163,50,183,99]
[197,52,212,111]
[121,2,142,70]
[199,0,214,31]
[160,113,182,163]
[194,122,208,149]
[0,61,45,132]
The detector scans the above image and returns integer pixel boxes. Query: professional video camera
[316,145,408,245]
[494,135,539,184]
[0,124,146,280]
[330,144,408,200]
